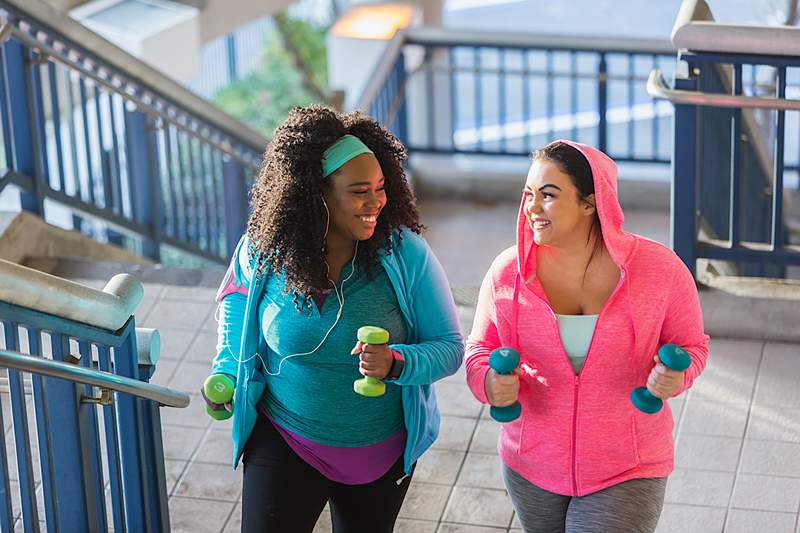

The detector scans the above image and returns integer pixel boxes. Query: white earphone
[227,195,357,377]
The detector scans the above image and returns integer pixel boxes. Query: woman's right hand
[484,368,520,407]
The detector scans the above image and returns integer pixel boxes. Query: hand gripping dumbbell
[489,347,522,423]
[202,374,235,420]
[353,326,389,397]
[630,343,691,414]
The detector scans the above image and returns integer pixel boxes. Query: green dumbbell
[203,374,235,420]
[489,347,522,423]
[353,326,389,397]
[630,344,691,414]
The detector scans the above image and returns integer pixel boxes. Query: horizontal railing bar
[407,145,670,163]
[647,70,800,111]
[0,301,134,347]
[0,349,189,407]
[697,239,800,264]
[406,27,675,54]
[420,62,665,82]
[679,50,800,69]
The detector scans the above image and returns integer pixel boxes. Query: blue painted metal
[26,326,57,531]
[668,49,798,277]
[226,34,238,84]
[546,51,554,143]
[96,345,126,533]
[47,62,67,192]
[474,48,482,152]
[671,74,698,276]
[499,48,507,153]
[3,40,39,213]
[2,321,39,533]
[125,109,161,259]
[597,54,608,154]
[222,158,248,256]
[0,46,14,170]
[113,332,150,532]
[78,339,109,533]
[0,296,174,533]
[0,388,12,533]
[772,67,786,252]
[729,65,742,248]
[41,332,93,531]
[28,50,48,202]
[0,6,262,264]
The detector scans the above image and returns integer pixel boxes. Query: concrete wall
[0,212,153,266]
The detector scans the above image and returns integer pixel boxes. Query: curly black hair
[246,105,423,311]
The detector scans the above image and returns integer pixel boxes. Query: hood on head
[516,139,635,279]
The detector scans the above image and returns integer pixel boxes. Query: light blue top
[555,314,598,374]
[211,229,464,474]
[258,262,407,446]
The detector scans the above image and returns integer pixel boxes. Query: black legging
[241,415,414,533]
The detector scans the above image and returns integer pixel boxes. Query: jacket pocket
[578,412,640,484]
[633,409,674,465]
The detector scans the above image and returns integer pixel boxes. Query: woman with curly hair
[203,105,464,532]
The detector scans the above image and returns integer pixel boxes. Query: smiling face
[523,159,596,247]
[322,153,387,246]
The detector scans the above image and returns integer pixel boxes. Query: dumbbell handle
[489,347,522,423]
[630,344,691,414]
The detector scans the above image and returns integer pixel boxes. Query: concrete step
[23,257,226,288]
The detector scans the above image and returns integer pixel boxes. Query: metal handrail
[647,69,800,111]
[672,0,800,58]
[405,27,675,54]
[0,349,190,408]
[0,258,142,331]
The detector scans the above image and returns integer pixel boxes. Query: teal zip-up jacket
[211,228,464,474]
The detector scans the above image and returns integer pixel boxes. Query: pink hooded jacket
[465,140,709,496]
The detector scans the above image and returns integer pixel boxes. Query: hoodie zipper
[567,268,626,496]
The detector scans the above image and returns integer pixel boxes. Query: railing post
[597,53,608,154]
[222,157,248,257]
[125,108,162,260]
[226,34,238,84]
[114,326,151,532]
[671,72,699,277]
[36,332,94,532]
[2,40,42,214]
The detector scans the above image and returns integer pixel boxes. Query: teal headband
[321,134,374,177]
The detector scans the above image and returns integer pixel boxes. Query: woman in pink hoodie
[465,140,709,532]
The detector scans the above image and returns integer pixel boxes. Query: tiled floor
[6,199,800,532]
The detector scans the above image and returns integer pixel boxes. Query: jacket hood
[516,139,636,279]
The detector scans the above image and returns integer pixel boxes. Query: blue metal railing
[664,51,800,278]
[0,1,265,264]
[0,301,178,532]
[360,29,677,165]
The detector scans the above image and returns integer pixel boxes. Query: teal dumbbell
[202,374,235,420]
[353,326,389,397]
[630,344,691,414]
[489,347,522,423]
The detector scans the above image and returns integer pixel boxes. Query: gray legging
[503,463,667,533]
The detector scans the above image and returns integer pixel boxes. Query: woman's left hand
[646,354,685,399]
[351,341,393,379]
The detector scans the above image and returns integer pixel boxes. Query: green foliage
[212,16,329,137]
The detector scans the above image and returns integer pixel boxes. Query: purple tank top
[257,406,405,484]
